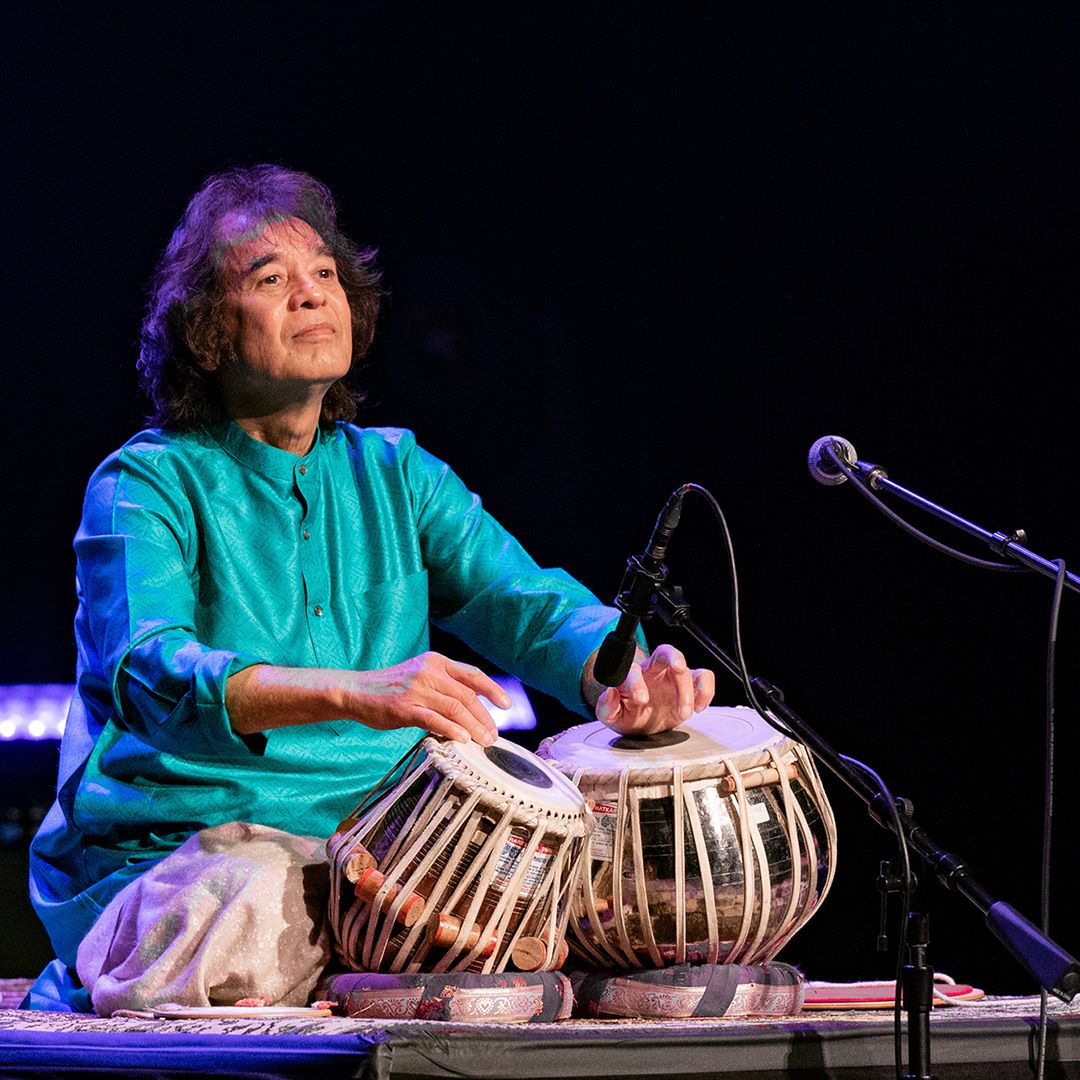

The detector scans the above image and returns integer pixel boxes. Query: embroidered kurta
[30,421,618,967]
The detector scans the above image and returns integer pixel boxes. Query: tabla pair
[327,706,837,975]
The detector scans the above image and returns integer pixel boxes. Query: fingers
[692,667,715,712]
[618,660,650,706]
[642,645,694,721]
[347,652,504,745]
[593,644,717,735]
[444,659,512,712]
[408,692,495,745]
[595,676,667,737]
[430,664,500,746]
[594,685,625,729]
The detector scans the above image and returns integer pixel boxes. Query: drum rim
[423,734,589,826]
[536,705,793,784]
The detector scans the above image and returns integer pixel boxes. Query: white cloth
[76,822,331,1016]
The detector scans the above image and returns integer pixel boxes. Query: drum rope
[431,805,520,972]
[330,736,590,975]
[489,823,570,973]
[369,785,484,971]
[398,799,492,972]
[673,763,687,964]
[544,715,836,970]
[629,786,664,967]
[365,773,443,873]
[345,735,427,821]
[610,765,639,967]
[765,744,838,958]
[683,787,721,963]
[720,754,762,963]
[769,744,804,955]
[334,762,451,969]
[802,743,840,892]
[572,764,618,969]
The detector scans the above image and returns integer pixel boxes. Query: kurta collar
[208,420,324,481]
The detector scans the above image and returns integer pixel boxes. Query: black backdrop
[3,5,1078,994]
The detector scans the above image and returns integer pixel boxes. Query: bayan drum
[328,735,590,974]
[537,706,836,969]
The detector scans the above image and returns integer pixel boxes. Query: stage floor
[2,996,1080,1079]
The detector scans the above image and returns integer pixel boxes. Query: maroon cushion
[316,970,573,1023]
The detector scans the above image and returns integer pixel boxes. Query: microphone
[807,435,858,486]
[593,489,686,687]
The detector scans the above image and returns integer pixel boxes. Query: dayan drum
[536,706,837,970]
[327,735,590,975]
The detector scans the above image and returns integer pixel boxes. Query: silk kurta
[30,421,618,967]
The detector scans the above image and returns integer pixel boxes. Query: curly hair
[137,165,382,430]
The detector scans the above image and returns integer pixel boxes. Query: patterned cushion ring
[571,962,804,1019]
[316,970,574,1023]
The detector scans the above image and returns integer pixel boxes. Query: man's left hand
[593,644,715,736]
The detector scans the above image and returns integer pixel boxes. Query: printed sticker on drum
[492,834,555,898]
[589,802,618,861]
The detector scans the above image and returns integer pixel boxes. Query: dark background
[2,5,1078,995]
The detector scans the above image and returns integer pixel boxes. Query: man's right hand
[338,652,505,745]
[225,652,506,745]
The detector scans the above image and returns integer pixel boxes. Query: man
[28,165,715,1013]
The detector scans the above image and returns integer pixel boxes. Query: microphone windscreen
[593,631,638,687]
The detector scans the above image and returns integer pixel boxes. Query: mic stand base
[903,912,937,1080]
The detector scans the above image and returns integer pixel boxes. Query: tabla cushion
[571,961,804,1019]
[316,970,573,1023]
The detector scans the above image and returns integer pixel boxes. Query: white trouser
[76,822,331,1016]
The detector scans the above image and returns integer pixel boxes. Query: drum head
[425,734,587,820]
[538,706,788,777]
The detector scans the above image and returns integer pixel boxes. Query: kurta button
[313,604,323,617]
[303,529,311,540]
[299,464,308,476]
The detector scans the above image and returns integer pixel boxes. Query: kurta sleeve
[76,446,268,758]
[398,434,621,716]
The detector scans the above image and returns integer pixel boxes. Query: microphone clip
[855,460,889,491]
[653,583,690,628]
[613,551,670,622]
[990,528,1028,556]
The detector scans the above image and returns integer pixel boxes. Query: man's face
[215,216,353,406]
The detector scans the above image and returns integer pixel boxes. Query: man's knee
[76,822,330,1015]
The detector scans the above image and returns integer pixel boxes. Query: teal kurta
[30,421,618,968]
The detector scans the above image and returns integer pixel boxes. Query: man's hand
[592,644,715,736]
[339,652,505,745]
[226,652,507,745]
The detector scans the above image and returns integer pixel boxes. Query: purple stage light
[483,676,537,731]
[0,684,73,741]
[0,680,536,739]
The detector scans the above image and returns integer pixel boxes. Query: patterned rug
[1,993,1078,1037]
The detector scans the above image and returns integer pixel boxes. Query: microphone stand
[649,583,1079,1076]
[850,459,1080,594]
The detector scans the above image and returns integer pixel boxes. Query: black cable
[682,480,922,1077]
[1035,559,1067,1080]
[677,483,798,740]
[682,482,915,1077]
[824,444,1028,573]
